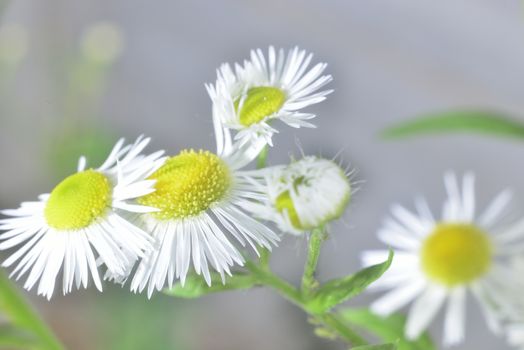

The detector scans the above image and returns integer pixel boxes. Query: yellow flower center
[236,86,286,126]
[138,150,231,220]
[44,170,111,230]
[421,223,493,286]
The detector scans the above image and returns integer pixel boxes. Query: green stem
[245,261,303,307]
[0,271,63,350]
[248,144,366,347]
[245,261,367,348]
[301,227,326,294]
[258,248,270,269]
[316,313,367,347]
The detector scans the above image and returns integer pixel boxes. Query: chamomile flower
[206,46,333,148]
[128,117,279,297]
[0,136,165,299]
[245,156,351,235]
[362,172,524,346]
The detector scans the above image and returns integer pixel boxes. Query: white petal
[371,279,426,316]
[443,287,466,346]
[405,285,447,340]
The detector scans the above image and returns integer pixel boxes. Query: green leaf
[341,309,435,350]
[0,325,39,349]
[0,270,63,350]
[351,343,397,350]
[164,272,257,298]
[306,250,393,313]
[382,110,524,140]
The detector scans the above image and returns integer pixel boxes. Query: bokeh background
[1,0,524,349]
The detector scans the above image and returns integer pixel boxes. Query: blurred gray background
[1,0,523,349]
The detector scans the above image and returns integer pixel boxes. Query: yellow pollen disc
[275,190,303,230]
[138,150,231,220]
[236,86,286,126]
[44,170,111,230]
[421,223,493,286]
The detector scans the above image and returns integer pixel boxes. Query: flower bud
[262,156,351,234]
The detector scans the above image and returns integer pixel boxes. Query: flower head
[206,46,332,148]
[0,136,165,299]
[127,117,279,297]
[362,172,524,346]
[245,156,351,235]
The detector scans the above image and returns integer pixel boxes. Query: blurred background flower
[1,0,524,349]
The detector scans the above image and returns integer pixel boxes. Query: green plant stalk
[301,227,326,295]
[0,271,63,350]
[244,261,367,347]
[257,248,271,270]
[317,313,368,346]
[244,261,302,306]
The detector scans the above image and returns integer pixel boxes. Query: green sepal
[351,343,397,350]
[163,272,257,299]
[382,110,524,140]
[341,308,435,350]
[306,250,393,313]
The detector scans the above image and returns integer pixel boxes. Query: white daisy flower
[244,156,351,235]
[128,117,280,298]
[362,172,524,346]
[206,46,333,148]
[0,136,165,299]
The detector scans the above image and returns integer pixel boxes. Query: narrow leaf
[351,343,397,350]
[0,270,63,349]
[382,110,524,140]
[341,308,435,350]
[164,272,257,298]
[307,250,393,313]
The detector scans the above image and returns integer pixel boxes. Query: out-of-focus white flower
[362,172,524,346]
[0,136,165,299]
[206,46,332,148]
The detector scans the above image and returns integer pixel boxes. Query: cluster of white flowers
[2,46,522,349]
[0,47,346,299]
